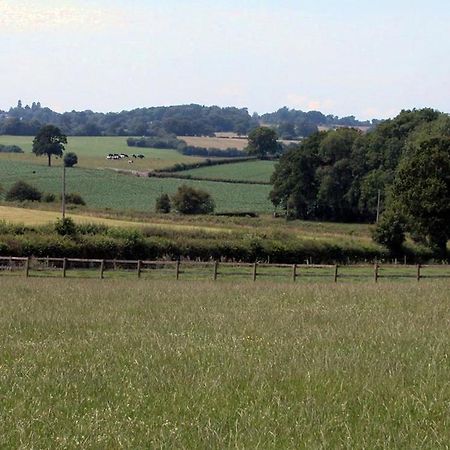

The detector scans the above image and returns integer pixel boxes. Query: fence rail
[0,256,449,283]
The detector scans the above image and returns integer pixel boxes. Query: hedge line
[1,232,440,264]
[147,172,271,185]
[154,157,257,173]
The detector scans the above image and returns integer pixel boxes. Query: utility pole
[376,189,381,224]
[62,163,66,220]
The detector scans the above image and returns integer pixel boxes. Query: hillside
[0,101,377,138]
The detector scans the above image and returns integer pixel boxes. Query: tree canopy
[387,137,450,255]
[32,125,67,167]
[0,101,375,138]
[270,109,449,224]
[246,127,280,158]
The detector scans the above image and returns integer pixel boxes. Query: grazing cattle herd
[106,153,145,164]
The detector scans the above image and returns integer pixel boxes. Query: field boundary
[147,171,271,185]
[1,256,449,283]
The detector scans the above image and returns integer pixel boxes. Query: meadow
[0,278,449,448]
[0,160,273,213]
[0,135,205,171]
[182,160,275,183]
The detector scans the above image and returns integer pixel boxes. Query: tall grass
[0,279,449,448]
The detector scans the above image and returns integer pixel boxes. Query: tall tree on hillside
[246,127,280,158]
[32,125,67,167]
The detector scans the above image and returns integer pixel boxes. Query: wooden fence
[0,256,449,283]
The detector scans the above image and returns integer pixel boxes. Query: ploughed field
[0,279,449,448]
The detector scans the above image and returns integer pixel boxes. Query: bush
[64,152,78,167]
[171,185,215,215]
[62,193,86,205]
[372,211,406,255]
[0,144,23,153]
[42,192,56,203]
[5,181,42,202]
[55,217,77,236]
[155,193,171,213]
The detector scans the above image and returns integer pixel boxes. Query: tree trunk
[47,153,51,167]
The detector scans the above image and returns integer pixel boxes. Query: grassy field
[182,160,275,183]
[0,160,273,213]
[0,135,205,171]
[0,279,449,448]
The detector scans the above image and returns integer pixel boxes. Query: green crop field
[0,135,205,171]
[182,160,275,182]
[0,160,273,213]
[0,278,449,448]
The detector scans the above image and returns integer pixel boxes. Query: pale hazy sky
[1,0,449,119]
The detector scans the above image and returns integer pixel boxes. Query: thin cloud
[0,0,124,31]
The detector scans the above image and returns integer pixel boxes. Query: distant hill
[0,100,379,138]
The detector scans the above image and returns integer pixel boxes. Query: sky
[0,0,449,120]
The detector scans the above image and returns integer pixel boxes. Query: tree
[372,210,406,255]
[388,137,450,256]
[32,125,67,167]
[5,181,42,202]
[155,193,171,213]
[246,127,280,158]
[64,152,78,167]
[171,185,215,214]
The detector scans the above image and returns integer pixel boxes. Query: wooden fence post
[374,263,379,283]
[62,258,67,278]
[417,264,421,282]
[213,261,218,281]
[25,257,30,277]
[175,260,180,280]
[252,263,257,281]
[137,260,142,279]
[334,265,339,283]
[292,264,297,282]
[100,260,105,279]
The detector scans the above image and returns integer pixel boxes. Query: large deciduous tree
[246,127,280,158]
[32,125,67,167]
[388,137,450,256]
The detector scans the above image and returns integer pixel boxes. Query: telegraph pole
[62,163,66,220]
[376,189,381,223]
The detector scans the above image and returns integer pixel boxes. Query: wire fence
[1,256,449,283]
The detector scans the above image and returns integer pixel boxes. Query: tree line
[270,108,450,256]
[0,100,376,138]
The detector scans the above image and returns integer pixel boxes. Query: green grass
[0,135,205,171]
[0,160,273,213]
[0,279,449,448]
[182,160,275,182]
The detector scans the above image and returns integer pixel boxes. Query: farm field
[0,160,273,213]
[179,135,248,150]
[182,160,275,183]
[0,205,229,233]
[0,135,205,171]
[0,279,449,448]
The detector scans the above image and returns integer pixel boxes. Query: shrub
[5,181,42,202]
[55,217,77,236]
[64,152,78,167]
[155,193,171,213]
[42,192,56,203]
[372,210,406,255]
[0,144,23,153]
[62,193,86,205]
[171,185,215,215]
